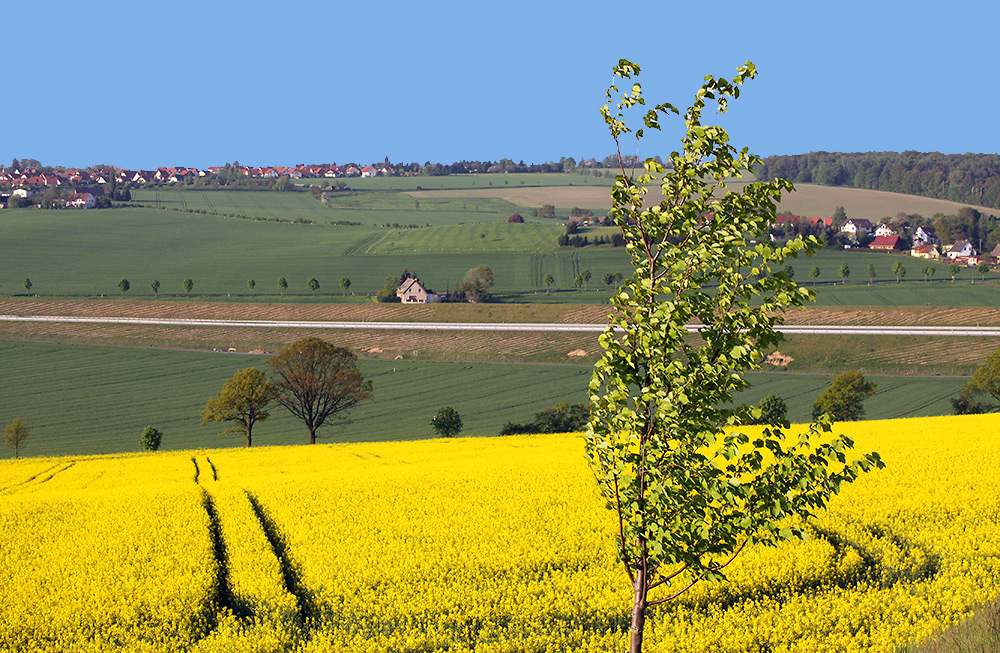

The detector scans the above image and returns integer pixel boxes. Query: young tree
[927,265,937,281]
[574,273,584,289]
[277,276,288,296]
[23,278,32,294]
[866,263,876,286]
[581,268,592,290]
[182,278,194,294]
[460,265,494,302]
[838,262,850,285]
[118,279,130,295]
[543,274,554,293]
[430,406,463,438]
[4,418,28,458]
[965,347,1000,405]
[892,260,907,283]
[603,272,616,290]
[151,280,160,296]
[139,425,163,451]
[808,266,820,286]
[307,278,320,295]
[586,60,881,653]
[247,279,256,294]
[270,337,372,444]
[339,277,351,295]
[978,261,990,281]
[201,368,277,447]
[811,370,878,421]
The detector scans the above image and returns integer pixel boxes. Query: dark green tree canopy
[811,370,878,421]
[460,265,495,303]
[430,406,463,438]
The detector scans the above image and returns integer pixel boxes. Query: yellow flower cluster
[2,414,999,651]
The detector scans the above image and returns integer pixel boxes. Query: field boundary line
[1,314,1000,336]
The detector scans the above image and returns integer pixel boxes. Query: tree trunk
[309,427,317,445]
[245,425,252,448]
[629,567,647,653]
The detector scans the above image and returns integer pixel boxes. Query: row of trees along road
[201,337,372,447]
[586,60,883,652]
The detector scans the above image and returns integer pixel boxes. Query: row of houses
[0,163,396,188]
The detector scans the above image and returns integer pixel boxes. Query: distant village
[770,214,991,268]
[0,161,994,268]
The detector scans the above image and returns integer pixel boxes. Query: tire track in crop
[245,491,314,624]
[0,463,74,495]
[192,457,309,642]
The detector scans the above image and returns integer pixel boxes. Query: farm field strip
[4,415,1000,651]
[5,313,1000,337]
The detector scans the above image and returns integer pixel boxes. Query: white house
[840,218,874,239]
[946,240,976,259]
[396,278,443,304]
[875,223,895,237]
[914,225,938,245]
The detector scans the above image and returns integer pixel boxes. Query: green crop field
[294,172,610,190]
[0,341,967,460]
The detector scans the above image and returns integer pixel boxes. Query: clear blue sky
[5,0,997,170]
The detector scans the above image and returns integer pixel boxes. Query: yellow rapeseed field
[1,414,999,651]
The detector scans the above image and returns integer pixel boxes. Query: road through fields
[2,314,1000,337]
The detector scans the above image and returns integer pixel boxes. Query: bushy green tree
[307,278,320,295]
[811,370,877,421]
[201,368,277,447]
[893,260,907,283]
[118,279,130,295]
[585,60,882,652]
[431,406,463,438]
[543,274,554,293]
[808,266,820,286]
[753,393,788,426]
[247,279,255,294]
[270,337,372,444]
[151,280,160,296]
[339,277,351,295]
[866,264,876,286]
[277,276,287,296]
[838,262,850,285]
[139,425,163,451]
[460,265,494,302]
[182,278,194,294]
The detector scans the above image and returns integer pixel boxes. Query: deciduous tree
[307,278,320,295]
[808,266,820,286]
[460,265,494,302]
[201,368,277,447]
[277,276,287,296]
[430,406,463,438]
[270,337,372,444]
[183,278,194,294]
[866,264,876,285]
[4,418,28,458]
[339,277,351,295]
[119,279,130,295]
[838,262,850,285]
[151,280,160,296]
[949,262,961,282]
[586,60,882,653]
[811,370,877,421]
[543,274,554,293]
[140,425,163,451]
[893,260,907,283]
[247,279,256,294]
[23,278,32,294]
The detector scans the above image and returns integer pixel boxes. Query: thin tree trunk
[629,565,647,653]
[309,427,317,445]
[245,426,252,447]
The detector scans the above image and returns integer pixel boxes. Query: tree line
[755,152,1000,210]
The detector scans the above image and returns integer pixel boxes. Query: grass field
[0,341,967,459]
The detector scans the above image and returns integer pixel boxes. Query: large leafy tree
[460,265,495,303]
[811,370,877,421]
[4,418,28,458]
[201,368,277,447]
[585,60,882,653]
[270,337,372,444]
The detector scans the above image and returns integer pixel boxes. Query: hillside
[3,415,1000,651]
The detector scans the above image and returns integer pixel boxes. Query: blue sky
[5,0,997,170]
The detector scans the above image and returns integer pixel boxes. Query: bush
[139,426,162,451]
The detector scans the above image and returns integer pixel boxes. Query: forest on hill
[754,152,1000,210]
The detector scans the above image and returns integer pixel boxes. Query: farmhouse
[396,278,443,304]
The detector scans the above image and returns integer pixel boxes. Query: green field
[293,172,610,190]
[0,341,967,459]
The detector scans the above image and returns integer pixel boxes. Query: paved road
[1,314,999,337]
